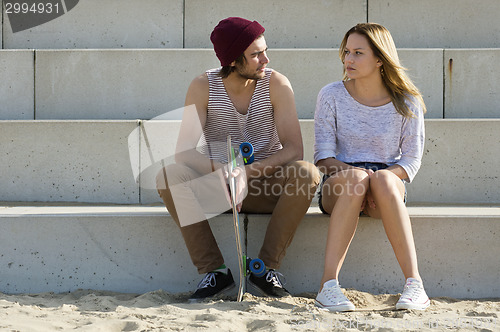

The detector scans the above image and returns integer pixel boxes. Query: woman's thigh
[363,170,406,219]
[320,169,370,215]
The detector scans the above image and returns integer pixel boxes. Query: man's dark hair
[218,53,246,79]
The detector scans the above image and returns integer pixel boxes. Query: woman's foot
[396,278,430,310]
[315,279,355,312]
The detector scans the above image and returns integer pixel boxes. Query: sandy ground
[0,288,498,332]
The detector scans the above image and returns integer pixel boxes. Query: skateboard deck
[227,136,265,301]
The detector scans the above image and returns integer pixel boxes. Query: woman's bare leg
[319,169,370,289]
[365,170,421,281]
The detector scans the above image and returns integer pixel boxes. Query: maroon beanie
[210,17,265,66]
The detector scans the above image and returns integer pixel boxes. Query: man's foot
[315,279,355,312]
[188,269,235,303]
[248,269,291,297]
[396,278,430,310]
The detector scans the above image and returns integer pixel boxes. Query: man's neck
[224,72,257,95]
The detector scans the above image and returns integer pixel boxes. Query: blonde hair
[339,23,426,117]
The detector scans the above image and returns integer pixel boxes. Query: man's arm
[174,73,215,175]
[245,70,304,179]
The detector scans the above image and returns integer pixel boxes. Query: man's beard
[234,65,264,80]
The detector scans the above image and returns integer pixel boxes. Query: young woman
[313,23,429,311]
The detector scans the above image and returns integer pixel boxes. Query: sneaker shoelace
[323,284,348,303]
[197,272,216,289]
[400,281,423,301]
[266,270,286,288]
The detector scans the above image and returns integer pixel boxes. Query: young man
[157,17,320,302]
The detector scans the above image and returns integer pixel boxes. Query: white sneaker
[396,278,430,310]
[315,279,355,312]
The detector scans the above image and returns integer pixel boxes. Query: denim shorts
[318,162,407,215]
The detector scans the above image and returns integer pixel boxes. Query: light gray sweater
[314,81,425,183]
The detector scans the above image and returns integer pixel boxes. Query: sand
[0,289,498,331]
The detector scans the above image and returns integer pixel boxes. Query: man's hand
[225,165,247,212]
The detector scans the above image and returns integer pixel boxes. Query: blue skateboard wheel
[249,258,266,277]
[239,142,254,165]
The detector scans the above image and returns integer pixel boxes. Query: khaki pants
[156,160,320,274]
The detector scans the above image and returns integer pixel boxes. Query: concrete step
[2,0,499,49]
[2,48,500,120]
[0,50,34,120]
[1,119,498,205]
[0,120,140,204]
[2,0,184,49]
[1,204,498,299]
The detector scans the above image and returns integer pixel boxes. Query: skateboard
[227,136,266,301]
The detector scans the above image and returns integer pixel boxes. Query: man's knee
[156,163,192,190]
[156,168,168,191]
[286,160,321,186]
[281,160,321,199]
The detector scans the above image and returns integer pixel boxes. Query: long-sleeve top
[314,81,425,183]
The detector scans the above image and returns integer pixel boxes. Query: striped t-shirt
[201,68,282,163]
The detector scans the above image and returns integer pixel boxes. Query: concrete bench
[1,204,498,299]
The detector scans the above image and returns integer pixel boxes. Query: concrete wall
[3,0,499,49]
[0,50,34,120]
[399,49,444,119]
[269,49,443,119]
[445,49,500,118]
[3,0,184,49]
[368,0,500,48]
[1,120,499,204]
[409,120,500,204]
[0,121,138,203]
[184,0,365,49]
[4,48,500,120]
[35,49,219,120]
[0,49,447,120]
